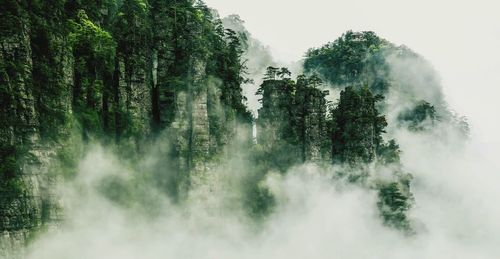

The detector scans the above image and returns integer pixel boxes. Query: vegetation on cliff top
[0,0,442,237]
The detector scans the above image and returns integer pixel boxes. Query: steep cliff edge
[0,1,252,254]
[256,68,413,231]
[1,2,456,255]
[1,2,68,254]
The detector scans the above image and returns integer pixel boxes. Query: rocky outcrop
[1,3,423,254]
[0,4,38,254]
[0,2,65,255]
[0,1,253,254]
[295,85,330,162]
[257,79,296,150]
[256,75,331,167]
[304,31,469,138]
[330,86,386,164]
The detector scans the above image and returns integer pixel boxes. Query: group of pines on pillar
[256,66,414,231]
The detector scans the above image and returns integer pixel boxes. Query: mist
[18,125,500,259]
[4,1,500,258]
[19,77,500,259]
[205,0,500,147]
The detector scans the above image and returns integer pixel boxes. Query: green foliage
[256,75,300,170]
[0,144,25,193]
[304,30,468,137]
[207,27,253,124]
[263,66,280,80]
[96,171,171,215]
[69,10,116,139]
[55,149,78,179]
[398,101,437,131]
[97,175,135,207]
[245,181,276,219]
[64,0,117,22]
[376,139,401,165]
[377,182,413,231]
[0,0,26,36]
[304,31,390,93]
[238,144,281,219]
[0,145,18,181]
[257,68,330,168]
[69,10,116,71]
[330,86,387,164]
[52,123,84,180]
[1,1,418,232]
[113,0,149,69]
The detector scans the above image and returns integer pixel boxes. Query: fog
[205,0,500,149]
[14,1,500,258]
[22,126,500,258]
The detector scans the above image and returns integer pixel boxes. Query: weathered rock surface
[1,2,252,254]
[257,78,330,165]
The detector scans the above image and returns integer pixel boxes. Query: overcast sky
[204,0,500,150]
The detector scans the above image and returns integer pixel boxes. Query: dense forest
[303,30,469,135]
[0,1,464,256]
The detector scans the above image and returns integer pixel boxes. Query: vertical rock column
[0,7,40,255]
[256,80,294,149]
[117,53,152,142]
[300,88,330,162]
[172,59,211,195]
[0,3,67,253]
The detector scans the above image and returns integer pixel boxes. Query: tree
[277,67,291,79]
[69,10,116,139]
[398,101,437,131]
[304,30,389,94]
[308,73,322,88]
[377,182,413,231]
[264,66,280,80]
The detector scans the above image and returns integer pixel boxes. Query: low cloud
[17,122,500,259]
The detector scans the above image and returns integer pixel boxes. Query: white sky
[205,0,500,149]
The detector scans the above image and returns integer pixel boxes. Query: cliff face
[0,1,252,253]
[256,74,330,167]
[0,2,67,255]
[330,87,386,165]
[1,2,426,253]
[257,80,295,150]
[0,12,40,251]
[295,85,330,162]
[256,73,414,231]
[304,30,469,136]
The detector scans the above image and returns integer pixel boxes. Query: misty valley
[0,1,496,259]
